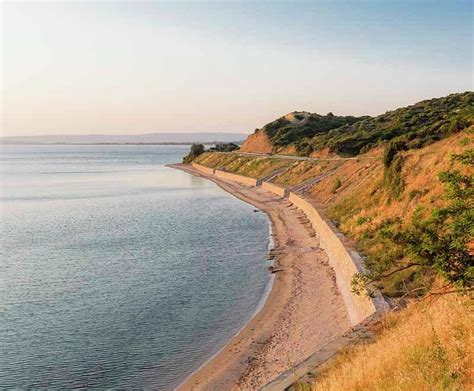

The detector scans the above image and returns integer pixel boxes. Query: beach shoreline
[169,163,352,390]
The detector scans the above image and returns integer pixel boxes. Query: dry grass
[311,293,473,391]
[195,152,292,178]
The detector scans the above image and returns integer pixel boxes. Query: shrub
[384,155,405,199]
[408,189,428,200]
[384,139,407,168]
[331,177,342,193]
[356,216,372,225]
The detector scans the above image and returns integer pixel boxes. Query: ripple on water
[0,145,271,390]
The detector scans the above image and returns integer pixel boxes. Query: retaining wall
[190,161,386,325]
[214,170,259,186]
[261,181,289,197]
[288,192,387,325]
[191,163,215,175]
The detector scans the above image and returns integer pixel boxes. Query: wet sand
[171,164,351,390]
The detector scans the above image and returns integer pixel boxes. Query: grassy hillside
[196,131,473,296]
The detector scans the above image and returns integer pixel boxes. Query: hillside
[196,130,473,294]
[310,293,473,391]
[241,111,367,155]
[190,92,473,389]
[241,92,473,158]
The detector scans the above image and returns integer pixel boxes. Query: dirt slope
[240,129,274,153]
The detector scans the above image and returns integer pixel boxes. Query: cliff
[240,128,274,153]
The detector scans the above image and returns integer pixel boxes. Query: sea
[0,145,271,390]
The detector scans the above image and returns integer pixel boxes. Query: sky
[1,0,473,136]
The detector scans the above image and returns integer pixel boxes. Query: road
[214,151,379,161]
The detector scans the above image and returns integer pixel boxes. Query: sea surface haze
[0,145,271,389]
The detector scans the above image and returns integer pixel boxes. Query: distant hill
[241,92,473,156]
[241,111,367,154]
[0,132,248,145]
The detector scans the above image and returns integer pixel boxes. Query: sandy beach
[171,164,352,390]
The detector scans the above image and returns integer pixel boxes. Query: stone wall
[288,192,388,325]
[191,163,215,175]
[261,182,289,197]
[214,170,259,186]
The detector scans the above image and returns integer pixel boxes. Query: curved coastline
[174,215,276,390]
[169,163,353,390]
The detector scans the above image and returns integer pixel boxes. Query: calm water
[0,145,271,390]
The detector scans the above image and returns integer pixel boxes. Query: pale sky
[1,0,473,136]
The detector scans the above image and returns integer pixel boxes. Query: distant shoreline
[0,132,248,146]
[170,163,352,390]
[0,142,232,146]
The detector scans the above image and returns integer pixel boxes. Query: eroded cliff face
[240,129,274,153]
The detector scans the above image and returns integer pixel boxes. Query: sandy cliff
[239,129,274,153]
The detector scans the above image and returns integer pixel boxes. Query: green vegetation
[384,155,405,199]
[260,92,473,157]
[210,142,239,152]
[262,112,367,153]
[182,143,205,163]
[323,92,473,157]
[390,150,473,288]
[331,177,342,193]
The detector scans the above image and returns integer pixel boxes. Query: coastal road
[214,151,380,161]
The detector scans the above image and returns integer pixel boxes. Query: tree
[391,151,473,288]
[353,149,473,295]
[212,143,238,152]
[182,143,205,163]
